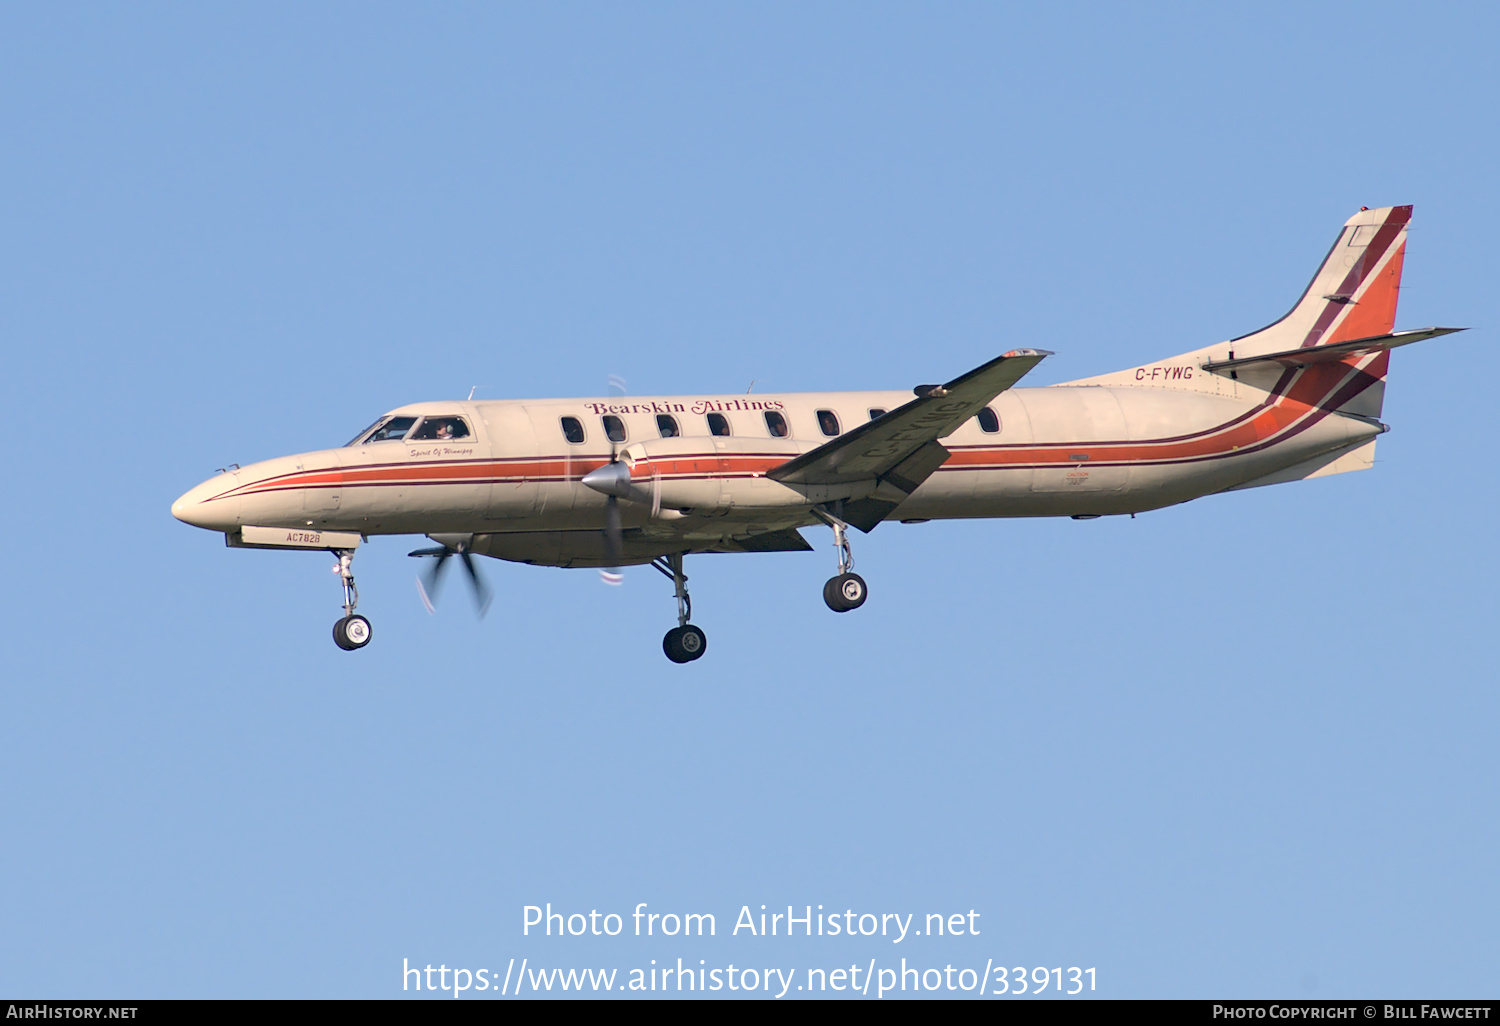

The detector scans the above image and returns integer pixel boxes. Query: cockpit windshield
[352,415,419,444]
[344,418,387,446]
[346,414,473,446]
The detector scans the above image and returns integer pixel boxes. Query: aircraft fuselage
[173,372,1382,567]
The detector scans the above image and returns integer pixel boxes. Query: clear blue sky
[1,1,1495,999]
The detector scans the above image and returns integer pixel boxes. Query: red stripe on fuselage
[212,356,1380,501]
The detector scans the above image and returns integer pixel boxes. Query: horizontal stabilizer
[1201,327,1465,373]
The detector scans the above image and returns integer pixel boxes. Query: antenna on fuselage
[746,380,757,394]
[467,385,481,400]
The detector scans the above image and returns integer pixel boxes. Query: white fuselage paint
[172,371,1381,569]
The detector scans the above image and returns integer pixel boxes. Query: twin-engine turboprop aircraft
[173,205,1460,662]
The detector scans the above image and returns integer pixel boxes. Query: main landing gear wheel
[333,614,372,650]
[823,572,868,613]
[813,506,869,613]
[663,624,708,664]
[652,552,707,663]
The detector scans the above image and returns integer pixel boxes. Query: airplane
[172,204,1461,662]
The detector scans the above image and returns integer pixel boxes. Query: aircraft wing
[768,348,1051,529]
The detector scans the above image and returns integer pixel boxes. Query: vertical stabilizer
[1231,204,1410,357]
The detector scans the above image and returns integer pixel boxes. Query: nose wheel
[813,507,870,613]
[334,614,373,650]
[330,549,372,651]
[653,553,707,663]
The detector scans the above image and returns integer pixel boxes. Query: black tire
[663,626,689,663]
[824,573,867,612]
[822,577,846,612]
[333,617,354,650]
[663,624,708,663]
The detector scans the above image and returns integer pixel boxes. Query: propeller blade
[459,551,493,617]
[416,549,453,612]
[599,373,628,583]
[600,495,624,585]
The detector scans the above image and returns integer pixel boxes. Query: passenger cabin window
[363,416,418,443]
[409,416,471,441]
[976,407,1001,433]
[707,413,731,437]
[868,408,887,420]
[764,411,789,437]
[560,416,586,444]
[816,409,840,436]
[602,415,627,444]
[656,414,680,438]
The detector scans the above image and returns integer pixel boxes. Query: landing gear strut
[813,507,868,613]
[652,552,706,663]
[331,548,372,650]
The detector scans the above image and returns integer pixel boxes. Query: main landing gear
[653,552,707,663]
[330,548,372,651]
[813,507,868,613]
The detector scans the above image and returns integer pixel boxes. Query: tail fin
[1067,205,1460,425]
[1232,204,1410,357]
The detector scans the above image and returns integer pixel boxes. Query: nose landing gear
[813,507,868,613]
[653,553,707,663]
[330,549,372,650]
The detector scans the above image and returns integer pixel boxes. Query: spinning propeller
[600,486,624,586]
[592,374,630,585]
[586,430,629,586]
[409,534,492,616]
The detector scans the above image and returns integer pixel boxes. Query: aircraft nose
[170,491,204,527]
[171,476,241,531]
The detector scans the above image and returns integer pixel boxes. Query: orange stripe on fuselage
[224,360,1378,499]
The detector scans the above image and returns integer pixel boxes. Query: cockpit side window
[409,416,472,441]
[362,416,419,443]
